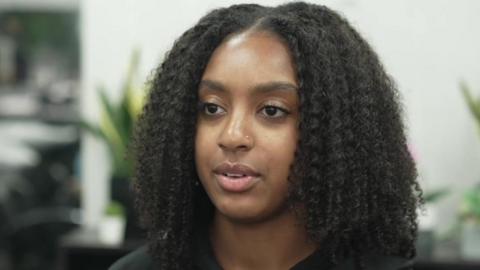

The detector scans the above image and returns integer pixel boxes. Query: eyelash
[260,103,290,118]
[198,102,290,119]
[201,102,226,116]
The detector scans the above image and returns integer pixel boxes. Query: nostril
[218,140,252,152]
[218,142,249,150]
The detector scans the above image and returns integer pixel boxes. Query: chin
[215,199,265,222]
[214,198,287,225]
[218,210,269,224]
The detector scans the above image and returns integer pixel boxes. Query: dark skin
[195,31,317,270]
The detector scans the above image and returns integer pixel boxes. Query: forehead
[201,31,298,86]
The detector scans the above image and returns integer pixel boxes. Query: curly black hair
[132,2,422,269]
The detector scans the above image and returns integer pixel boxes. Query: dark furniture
[414,259,480,270]
[57,228,144,270]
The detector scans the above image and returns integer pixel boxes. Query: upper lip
[213,162,261,177]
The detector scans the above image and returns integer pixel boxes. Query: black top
[109,228,412,270]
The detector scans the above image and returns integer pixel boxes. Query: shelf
[0,0,78,11]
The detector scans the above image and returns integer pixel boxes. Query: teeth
[224,173,245,178]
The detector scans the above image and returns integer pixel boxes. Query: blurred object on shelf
[0,34,17,84]
[0,88,39,118]
[0,15,25,85]
[0,9,80,124]
[0,10,78,87]
[0,79,79,123]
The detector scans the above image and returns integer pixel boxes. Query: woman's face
[195,31,299,223]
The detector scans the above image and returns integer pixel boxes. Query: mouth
[213,163,261,192]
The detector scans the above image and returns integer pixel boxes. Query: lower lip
[215,174,259,192]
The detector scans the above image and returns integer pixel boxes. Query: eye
[202,102,226,116]
[260,105,290,118]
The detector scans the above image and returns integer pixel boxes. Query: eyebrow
[199,79,298,94]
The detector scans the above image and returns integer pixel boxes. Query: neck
[210,208,317,270]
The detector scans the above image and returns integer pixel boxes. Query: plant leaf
[424,188,450,203]
[460,81,480,123]
[78,120,106,140]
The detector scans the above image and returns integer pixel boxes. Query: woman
[110,2,422,270]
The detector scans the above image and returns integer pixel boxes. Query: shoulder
[109,245,155,270]
[334,254,413,270]
[362,254,413,270]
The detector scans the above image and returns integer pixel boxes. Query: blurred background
[0,0,479,269]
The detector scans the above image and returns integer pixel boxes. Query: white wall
[80,0,480,231]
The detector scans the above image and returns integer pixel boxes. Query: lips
[213,163,261,192]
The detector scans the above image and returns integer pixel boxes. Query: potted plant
[81,49,146,239]
[98,201,126,245]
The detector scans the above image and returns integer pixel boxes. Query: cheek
[262,126,298,176]
[194,127,208,169]
[195,123,210,153]
[267,124,297,153]
[195,124,217,177]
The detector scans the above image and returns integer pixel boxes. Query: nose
[217,111,254,152]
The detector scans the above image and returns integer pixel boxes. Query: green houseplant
[460,185,480,224]
[81,49,146,239]
[81,49,146,179]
